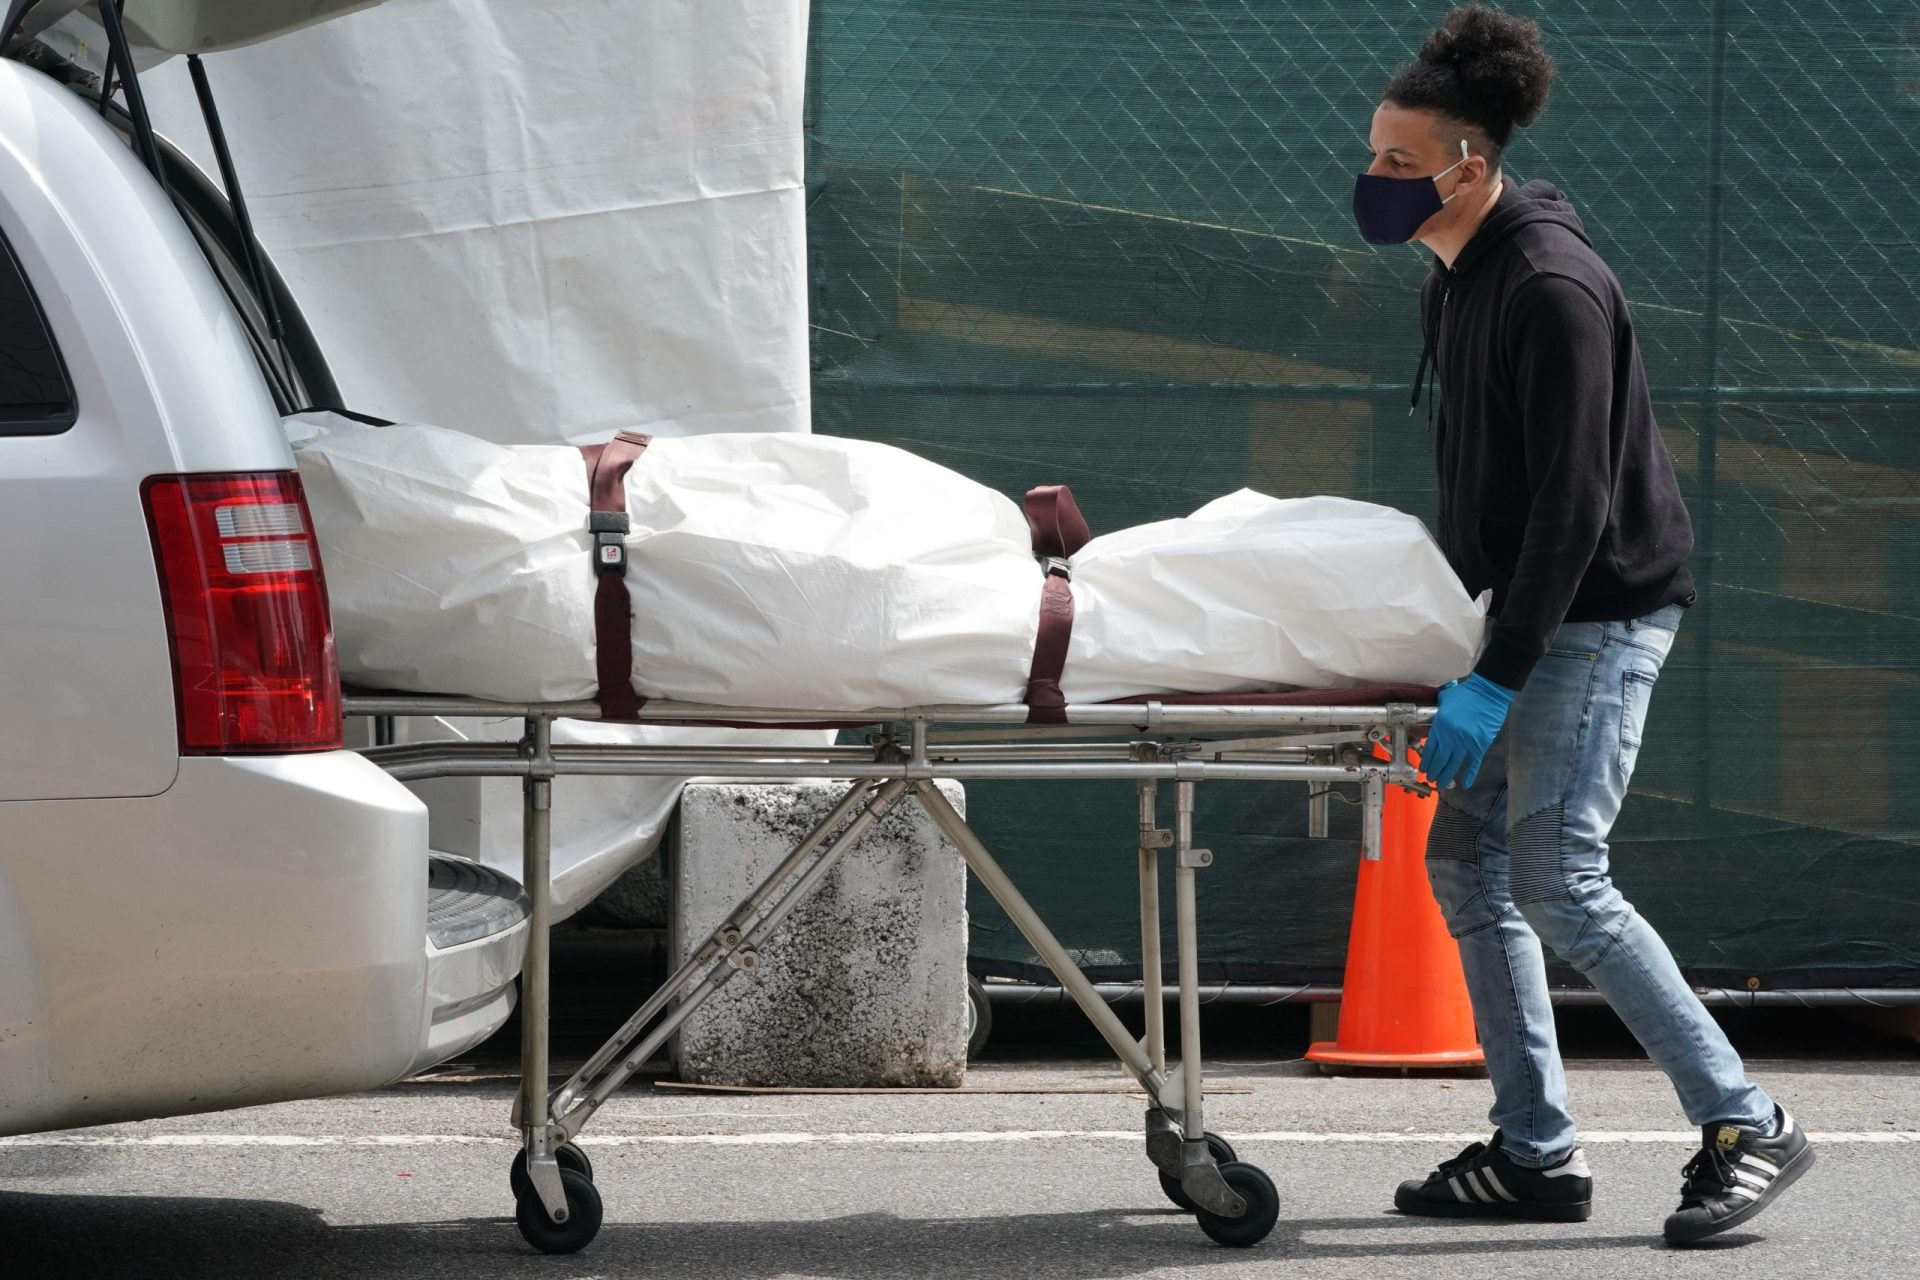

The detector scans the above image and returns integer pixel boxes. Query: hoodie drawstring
[1410,276,1450,432]
[1409,329,1435,430]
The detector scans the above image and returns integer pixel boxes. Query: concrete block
[591,842,670,929]
[672,781,968,1087]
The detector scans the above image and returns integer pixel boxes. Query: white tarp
[292,415,1043,707]
[141,0,808,444]
[138,1,815,919]
[295,418,1490,708]
[1064,491,1492,701]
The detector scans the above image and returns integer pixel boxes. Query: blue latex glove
[1421,673,1517,790]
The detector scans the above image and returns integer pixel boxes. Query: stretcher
[346,684,1435,1254]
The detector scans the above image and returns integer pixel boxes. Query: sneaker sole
[1395,1191,1593,1223]
[1664,1145,1815,1245]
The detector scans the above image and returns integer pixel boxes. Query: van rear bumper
[0,751,435,1135]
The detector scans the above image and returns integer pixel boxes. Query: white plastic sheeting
[296,418,1490,710]
[293,415,1043,708]
[1065,491,1491,702]
[142,0,809,443]
[145,0,816,920]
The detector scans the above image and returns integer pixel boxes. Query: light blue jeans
[1426,604,1773,1168]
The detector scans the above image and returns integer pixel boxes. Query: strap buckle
[590,510,629,574]
[1043,556,1072,581]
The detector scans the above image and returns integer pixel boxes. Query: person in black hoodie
[1355,6,1811,1245]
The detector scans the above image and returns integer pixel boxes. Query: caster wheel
[965,974,993,1059]
[560,1142,594,1182]
[1194,1161,1279,1248]
[515,1166,603,1254]
[509,1142,594,1201]
[1157,1132,1239,1210]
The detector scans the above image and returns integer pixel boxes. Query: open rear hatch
[4,1,390,58]
[3,0,398,413]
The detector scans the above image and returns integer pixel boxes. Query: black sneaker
[1394,1132,1594,1221]
[1663,1105,1813,1245]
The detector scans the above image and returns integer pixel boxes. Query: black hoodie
[1418,177,1695,691]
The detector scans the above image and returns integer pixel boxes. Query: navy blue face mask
[1352,139,1469,245]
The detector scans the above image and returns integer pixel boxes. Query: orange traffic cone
[1305,755,1484,1071]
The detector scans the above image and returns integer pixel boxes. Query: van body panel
[0,42,525,1137]
[0,751,430,1136]
[0,60,294,800]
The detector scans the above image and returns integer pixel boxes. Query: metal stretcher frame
[346,689,1435,1254]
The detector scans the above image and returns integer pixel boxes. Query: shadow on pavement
[0,1190,1678,1279]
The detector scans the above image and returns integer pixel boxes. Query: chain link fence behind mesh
[805,1,1920,990]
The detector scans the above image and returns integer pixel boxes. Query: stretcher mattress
[290,414,1488,712]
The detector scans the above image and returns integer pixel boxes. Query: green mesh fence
[806,1,1920,991]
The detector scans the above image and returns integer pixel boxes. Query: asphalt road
[4,1008,1916,1279]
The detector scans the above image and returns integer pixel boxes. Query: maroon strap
[577,431,652,720]
[1022,485,1089,725]
[1024,484,1090,559]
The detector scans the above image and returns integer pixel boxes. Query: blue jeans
[1425,604,1773,1167]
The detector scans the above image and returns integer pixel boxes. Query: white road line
[3,1130,1916,1148]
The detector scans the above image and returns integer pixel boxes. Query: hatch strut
[92,0,167,186]
[187,53,290,366]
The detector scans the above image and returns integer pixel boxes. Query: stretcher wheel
[1157,1132,1239,1210]
[515,1166,602,1254]
[508,1142,593,1200]
[1194,1161,1279,1248]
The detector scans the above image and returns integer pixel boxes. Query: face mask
[1352,138,1469,245]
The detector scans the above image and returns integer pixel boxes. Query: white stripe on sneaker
[1733,1170,1770,1192]
[1782,1113,1795,1137]
[1738,1154,1779,1178]
[1463,1170,1491,1202]
[1542,1149,1592,1179]
[1480,1168,1520,1202]
[1449,1175,1471,1204]
[1727,1183,1763,1202]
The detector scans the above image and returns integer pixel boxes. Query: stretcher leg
[1145,781,1243,1212]
[567,779,912,1119]
[1137,775,1178,1202]
[1361,772,1386,861]
[1168,780,1280,1242]
[910,781,1165,1093]
[1173,781,1206,1142]
[1307,776,1331,839]
[1137,778,1166,1075]
[513,775,911,1253]
[511,715,605,1253]
[1167,782,1245,1218]
[548,778,888,1126]
[518,719,559,1211]
[916,777,1275,1241]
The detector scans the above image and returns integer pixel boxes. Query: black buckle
[591,510,629,574]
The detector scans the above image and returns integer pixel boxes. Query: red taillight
[142,471,342,754]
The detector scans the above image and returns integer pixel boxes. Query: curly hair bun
[1418,4,1555,130]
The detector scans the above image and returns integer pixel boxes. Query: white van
[0,0,527,1137]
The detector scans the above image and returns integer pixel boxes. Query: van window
[0,232,76,435]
